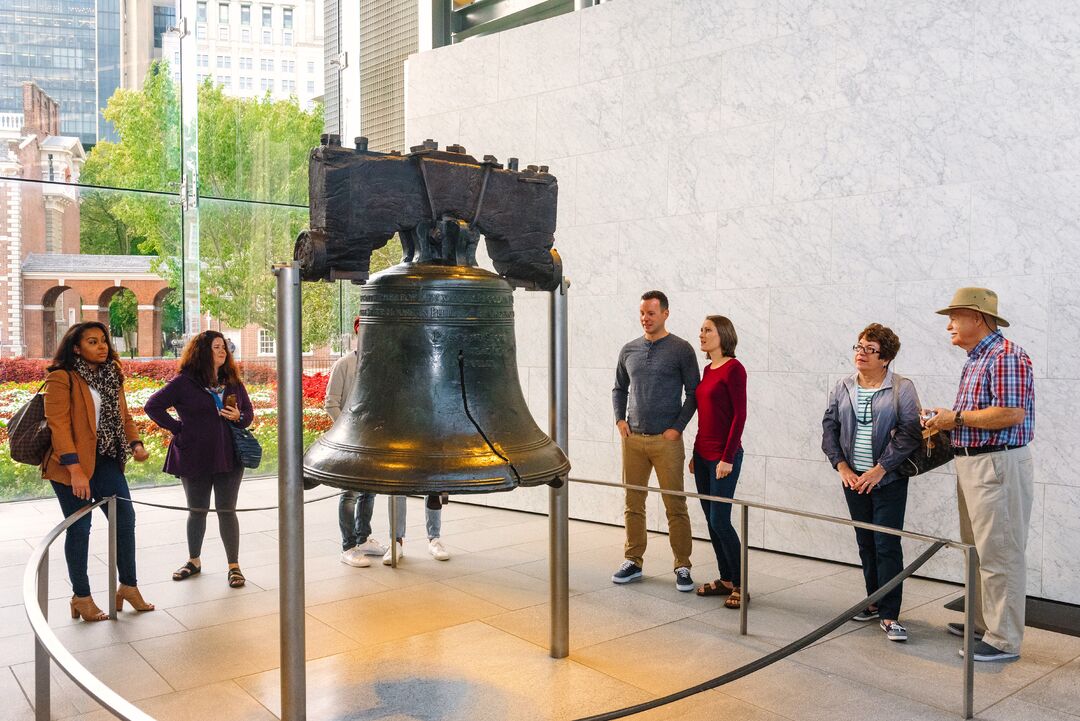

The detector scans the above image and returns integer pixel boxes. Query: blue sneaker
[612,561,643,584]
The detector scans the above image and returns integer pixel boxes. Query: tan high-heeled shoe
[115,584,155,612]
[70,595,108,622]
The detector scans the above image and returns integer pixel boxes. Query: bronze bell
[302,261,570,495]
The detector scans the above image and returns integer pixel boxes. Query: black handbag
[8,372,71,466]
[230,425,263,469]
[891,374,954,477]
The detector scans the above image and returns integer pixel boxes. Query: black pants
[843,478,908,621]
[181,467,244,564]
[692,449,744,586]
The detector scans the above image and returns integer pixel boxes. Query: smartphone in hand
[224,394,238,409]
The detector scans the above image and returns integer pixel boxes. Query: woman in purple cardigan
[145,331,254,588]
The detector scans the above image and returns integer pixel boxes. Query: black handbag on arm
[230,425,263,469]
[8,372,72,466]
[891,374,954,477]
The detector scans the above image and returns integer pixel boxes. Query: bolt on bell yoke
[297,138,570,495]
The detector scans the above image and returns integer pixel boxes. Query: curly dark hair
[178,330,241,387]
[47,321,121,372]
[859,323,901,364]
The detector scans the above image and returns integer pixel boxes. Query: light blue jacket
[821,370,922,488]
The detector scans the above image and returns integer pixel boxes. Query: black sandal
[172,561,201,581]
[228,567,246,588]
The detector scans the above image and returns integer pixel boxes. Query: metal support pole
[962,545,977,719]
[390,496,399,568]
[549,276,570,659]
[275,262,306,721]
[107,496,118,620]
[34,548,49,721]
[739,504,749,636]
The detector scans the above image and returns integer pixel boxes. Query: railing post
[275,261,306,721]
[549,275,570,659]
[35,548,50,721]
[108,495,118,620]
[739,503,749,636]
[963,545,977,719]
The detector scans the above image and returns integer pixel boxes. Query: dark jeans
[692,448,744,586]
[51,454,137,597]
[181,467,244,564]
[339,491,375,551]
[843,478,908,621]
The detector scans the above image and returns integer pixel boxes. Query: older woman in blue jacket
[822,323,921,643]
[145,331,254,588]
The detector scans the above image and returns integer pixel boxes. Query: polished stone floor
[1,478,1078,721]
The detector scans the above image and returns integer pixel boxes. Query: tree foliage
[79,61,347,350]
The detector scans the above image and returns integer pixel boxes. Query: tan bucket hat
[935,287,1009,327]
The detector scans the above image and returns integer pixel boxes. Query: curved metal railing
[22,481,979,721]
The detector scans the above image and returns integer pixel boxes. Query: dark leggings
[181,467,244,564]
[692,449,744,587]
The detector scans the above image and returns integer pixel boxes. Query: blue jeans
[843,478,908,621]
[692,448,744,586]
[51,454,138,597]
[389,496,441,540]
[339,491,375,551]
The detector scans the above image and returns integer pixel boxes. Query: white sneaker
[381,541,404,566]
[428,538,450,561]
[340,547,370,568]
[354,538,387,556]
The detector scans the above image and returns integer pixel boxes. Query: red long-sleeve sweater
[693,358,747,463]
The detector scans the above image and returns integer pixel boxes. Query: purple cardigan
[144,372,255,477]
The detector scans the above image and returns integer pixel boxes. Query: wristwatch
[954,411,964,428]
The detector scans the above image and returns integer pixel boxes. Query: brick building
[0,82,172,359]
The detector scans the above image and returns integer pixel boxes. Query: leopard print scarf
[72,357,130,461]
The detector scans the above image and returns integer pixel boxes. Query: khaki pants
[622,433,693,569]
[955,445,1034,654]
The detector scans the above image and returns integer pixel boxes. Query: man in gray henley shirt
[611,290,700,591]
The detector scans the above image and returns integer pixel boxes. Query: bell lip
[302,461,570,496]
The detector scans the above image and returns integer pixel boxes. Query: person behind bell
[325,317,387,568]
[41,321,154,621]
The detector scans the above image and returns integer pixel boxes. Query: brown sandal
[696,579,735,597]
[228,567,246,588]
[724,587,746,609]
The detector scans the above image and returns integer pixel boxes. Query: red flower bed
[302,373,328,406]
[0,358,48,382]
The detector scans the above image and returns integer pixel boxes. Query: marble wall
[404,0,1080,603]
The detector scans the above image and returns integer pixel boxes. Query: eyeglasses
[852,345,881,356]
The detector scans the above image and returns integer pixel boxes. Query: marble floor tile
[1015,657,1080,718]
[68,680,277,721]
[981,697,1080,721]
[235,620,675,721]
[0,667,32,721]
[306,583,506,647]
[484,586,698,649]
[572,617,778,696]
[13,642,172,716]
[131,613,358,690]
[440,567,552,611]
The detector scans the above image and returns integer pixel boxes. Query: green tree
[80,61,343,349]
[108,289,138,357]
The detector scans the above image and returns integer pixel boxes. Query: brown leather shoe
[70,595,108,622]
[115,584,155,612]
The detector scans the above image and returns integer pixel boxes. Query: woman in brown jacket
[43,321,154,621]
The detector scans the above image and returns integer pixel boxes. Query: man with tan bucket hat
[924,287,1034,662]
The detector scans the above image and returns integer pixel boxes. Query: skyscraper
[0,0,123,147]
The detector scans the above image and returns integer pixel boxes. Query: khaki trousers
[622,433,693,569]
[954,445,1034,654]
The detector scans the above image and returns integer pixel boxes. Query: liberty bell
[296,137,570,495]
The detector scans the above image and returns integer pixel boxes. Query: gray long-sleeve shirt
[612,333,699,434]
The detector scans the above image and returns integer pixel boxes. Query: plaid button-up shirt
[952,330,1034,447]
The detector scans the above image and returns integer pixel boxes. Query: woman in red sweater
[690,315,748,608]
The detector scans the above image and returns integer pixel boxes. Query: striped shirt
[952,330,1035,447]
[851,386,880,472]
